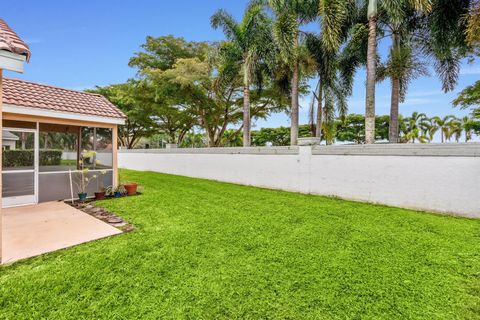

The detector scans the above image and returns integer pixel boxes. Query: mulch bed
[66,201,135,233]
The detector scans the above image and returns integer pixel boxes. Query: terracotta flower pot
[94,191,106,200]
[124,183,138,196]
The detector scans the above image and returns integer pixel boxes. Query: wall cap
[312,143,480,157]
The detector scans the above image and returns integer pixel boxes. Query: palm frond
[211,10,242,45]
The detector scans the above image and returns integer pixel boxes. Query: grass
[1,169,480,319]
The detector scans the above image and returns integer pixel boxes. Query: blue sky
[3,0,479,129]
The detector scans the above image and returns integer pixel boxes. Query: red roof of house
[3,78,126,119]
[0,19,31,61]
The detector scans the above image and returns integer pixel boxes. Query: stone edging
[67,202,134,232]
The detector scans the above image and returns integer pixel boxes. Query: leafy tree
[465,0,480,48]
[335,114,365,144]
[136,79,198,145]
[375,115,390,141]
[335,114,389,144]
[129,35,209,72]
[146,55,240,147]
[154,45,287,147]
[252,126,290,146]
[453,80,480,109]
[87,82,158,149]
[179,130,207,148]
[211,4,274,146]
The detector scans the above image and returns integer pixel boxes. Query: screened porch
[2,119,114,207]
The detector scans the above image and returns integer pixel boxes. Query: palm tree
[365,0,378,144]
[434,115,454,143]
[211,5,273,147]
[419,117,439,142]
[305,0,362,141]
[444,118,462,142]
[375,1,468,143]
[373,0,432,143]
[259,0,319,145]
[305,25,364,142]
[403,111,427,143]
[461,116,475,142]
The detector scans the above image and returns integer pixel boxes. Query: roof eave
[0,50,27,73]
[3,104,126,125]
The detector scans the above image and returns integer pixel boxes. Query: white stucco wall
[118,144,480,218]
[62,151,112,166]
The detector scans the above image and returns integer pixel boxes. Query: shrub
[2,149,63,167]
[39,150,63,166]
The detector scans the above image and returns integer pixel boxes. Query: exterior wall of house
[118,144,480,218]
[2,140,15,150]
[1,69,4,261]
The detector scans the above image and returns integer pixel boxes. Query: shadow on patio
[1,201,121,264]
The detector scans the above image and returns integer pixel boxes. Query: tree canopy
[92,1,480,148]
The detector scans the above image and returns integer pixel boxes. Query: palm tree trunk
[308,96,315,136]
[365,0,377,144]
[389,33,401,143]
[243,67,251,147]
[290,63,299,146]
[389,77,400,143]
[290,33,299,146]
[315,83,323,140]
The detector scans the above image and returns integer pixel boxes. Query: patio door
[2,127,38,207]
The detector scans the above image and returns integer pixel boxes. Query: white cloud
[68,85,95,91]
[23,38,43,45]
[460,66,480,75]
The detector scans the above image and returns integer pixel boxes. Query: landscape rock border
[66,201,135,233]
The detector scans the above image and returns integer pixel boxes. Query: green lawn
[1,170,480,319]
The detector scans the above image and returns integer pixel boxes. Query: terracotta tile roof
[3,78,126,119]
[0,19,31,61]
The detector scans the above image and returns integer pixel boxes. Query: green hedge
[3,149,63,167]
[40,150,63,166]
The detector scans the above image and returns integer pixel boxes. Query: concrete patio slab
[2,201,122,264]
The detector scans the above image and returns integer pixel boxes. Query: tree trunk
[389,33,401,143]
[308,96,315,137]
[389,76,400,143]
[207,130,215,147]
[243,66,251,147]
[315,83,323,140]
[365,7,377,144]
[290,33,299,146]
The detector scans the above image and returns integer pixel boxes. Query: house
[2,130,18,150]
[0,19,126,264]
[0,19,125,208]
[2,78,126,207]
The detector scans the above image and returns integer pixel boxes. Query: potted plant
[123,181,138,196]
[94,187,106,200]
[105,185,114,198]
[114,184,126,198]
[71,150,105,202]
[94,169,108,200]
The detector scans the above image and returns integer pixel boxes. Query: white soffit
[0,50,26,73]
[3,104,126,125]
